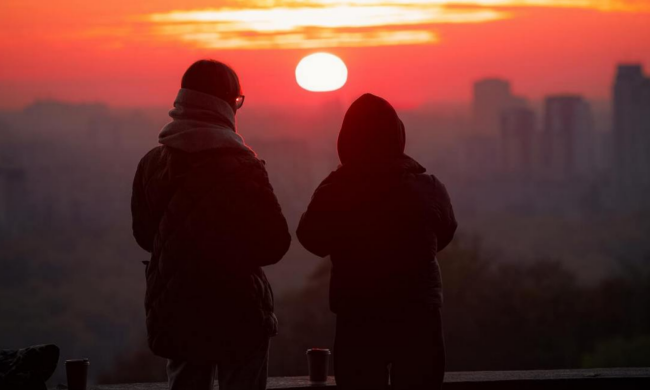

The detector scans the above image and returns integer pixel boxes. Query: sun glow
[296,53,348,92]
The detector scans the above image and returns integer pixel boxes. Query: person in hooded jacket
[297,94,457,390]
[131,59,291,390]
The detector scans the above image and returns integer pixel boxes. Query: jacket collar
[334,154,426,177]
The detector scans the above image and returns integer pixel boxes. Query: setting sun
[295,53,348,92]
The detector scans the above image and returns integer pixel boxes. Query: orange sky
[1,0,649,109]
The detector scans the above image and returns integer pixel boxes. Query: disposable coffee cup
[306,348,330,385]
[66,359,90,390]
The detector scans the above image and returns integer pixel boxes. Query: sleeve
[296,173,342,258]
[430,175,457,252]
[131,158,156,253]
[230,165,292,267]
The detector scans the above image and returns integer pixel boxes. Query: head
[181,59,243,113]
[337,93,406,165]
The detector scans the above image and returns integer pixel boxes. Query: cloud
[139,0,649,49]
[144,3,505,49]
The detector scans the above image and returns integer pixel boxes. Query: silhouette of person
[131,59,291,390]
[297,94,457,390]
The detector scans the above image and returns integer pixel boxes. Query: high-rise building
[542,95,595,179]
[613,64,650,185]
[465,78,527,178]
[501,107,535,177]
[472,78,526,136]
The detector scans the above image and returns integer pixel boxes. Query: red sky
[1,0,649,109]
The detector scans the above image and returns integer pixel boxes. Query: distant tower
[613,64,650,185]
[501,107,535,177]
[472,78,527,137]
[543,95,595,180]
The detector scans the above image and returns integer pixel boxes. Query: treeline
[98,236,650,383]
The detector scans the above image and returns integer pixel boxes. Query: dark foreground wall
[83,368,650,390]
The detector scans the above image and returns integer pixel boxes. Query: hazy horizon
[0,92,615,118]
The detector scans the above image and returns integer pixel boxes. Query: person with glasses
[131,59,290,390]
[297,94,457,390]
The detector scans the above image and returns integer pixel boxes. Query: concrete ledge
[442,368,650,389]
[90,368,650,390]
[90,377,333,390]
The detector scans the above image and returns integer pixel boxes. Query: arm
[131,158,156,253]
[430,175,457,252]
[231,164,291,267]
[296,174,341,258]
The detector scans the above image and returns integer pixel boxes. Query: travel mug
[306,348,330,385]
[66,359,90,390]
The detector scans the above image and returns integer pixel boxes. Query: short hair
[181,59,241,103]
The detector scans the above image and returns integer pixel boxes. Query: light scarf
[159,88,255,155]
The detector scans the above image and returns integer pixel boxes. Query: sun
[296,53,348,92]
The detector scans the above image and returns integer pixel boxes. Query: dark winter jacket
[131,89,291,363]
[297,94,457,316]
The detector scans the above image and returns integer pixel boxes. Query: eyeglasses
[235,95,245,109]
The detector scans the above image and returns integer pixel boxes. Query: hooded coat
[297,94,457,315]
[131,89,291,363]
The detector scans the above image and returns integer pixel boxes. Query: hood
[158,88,254,155]
[337,93,406,165]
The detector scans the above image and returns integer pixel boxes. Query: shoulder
[135,146,166,182]
[138,145,178,172]
[178,147,265,177]
[205,149,272,190]
[410,172,444,189]
[408,173,451,201]
[229,150,268,178]
[139,146,165,165]
[312,170,342,195]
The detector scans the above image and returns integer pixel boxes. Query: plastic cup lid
[306,348,331,354]
[66,359,90,364]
